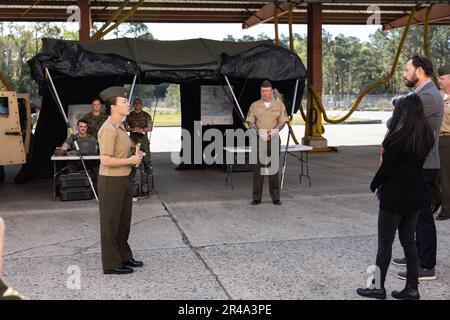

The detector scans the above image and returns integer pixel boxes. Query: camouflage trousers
[130,138,153,194]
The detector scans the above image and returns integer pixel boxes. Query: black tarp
[26,38,306,178]
[30,38,306,83]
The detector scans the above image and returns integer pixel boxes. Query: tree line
[224,26,449,97]
[0,22,448,101]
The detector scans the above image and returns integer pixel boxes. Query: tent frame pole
[128,74,138,103]
[45,68,99,202]
[280,79,299,189]
[224,75,249,129]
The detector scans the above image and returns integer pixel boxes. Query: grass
[152,112,366,127]
[153,112,181,126]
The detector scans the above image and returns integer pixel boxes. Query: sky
[144,23,381,42]
[5,22,381,43]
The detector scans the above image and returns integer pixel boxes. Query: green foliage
[125,23,153,39]
[95,22,154,39]
[0,21,448,105]
[0,22,77,94]
[223,26,450,96]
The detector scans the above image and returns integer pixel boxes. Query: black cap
[438,65,450,76]
[99,86,128,102]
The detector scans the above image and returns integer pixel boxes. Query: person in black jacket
[357,93,435,300]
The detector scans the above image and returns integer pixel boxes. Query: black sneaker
[435,213,450,221]
[392,257,406,267]
[397,267,436,281]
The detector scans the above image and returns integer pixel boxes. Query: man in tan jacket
[435,65,450,220]
[246,80,289,205]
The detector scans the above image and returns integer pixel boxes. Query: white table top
[51,155,100,160]
[223,146,252,153]
[224,145,312,153]
[281,144,313,152]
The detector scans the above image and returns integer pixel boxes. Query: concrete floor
[1,132,450,300]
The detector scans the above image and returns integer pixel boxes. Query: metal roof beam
[383,4,450,30]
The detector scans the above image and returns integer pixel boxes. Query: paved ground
[1,122,449,300]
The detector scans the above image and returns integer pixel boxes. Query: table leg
[299,151,311,187]
[53,160,56,200]
[226,164,230,186]
[230,164,234,189]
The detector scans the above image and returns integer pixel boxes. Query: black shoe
[397,267,436,281]
[103,266,134,275]
[124,259,144,268]
[251,200,261,205]
[273,200,281,205]
[391,285,420,300]
[435,214,450,221]
[392,257,406,267]
[356,287,386,300]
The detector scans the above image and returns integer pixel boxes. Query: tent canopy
[29,37,306,84]
[24,37,307,179]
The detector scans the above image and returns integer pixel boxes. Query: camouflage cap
[438,65,450,76]
[99,86,128,102]
[261,80,272,88]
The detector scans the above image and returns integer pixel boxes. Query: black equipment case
[58,172,93,201]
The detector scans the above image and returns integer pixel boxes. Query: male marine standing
[82,97,108,140]
[246,80,289,205]
[435,65,450,221]
[125,98,153,192]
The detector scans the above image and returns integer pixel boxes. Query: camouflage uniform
[61,133,99,187]
[81,112,108,140]
[125,110,153,193]
[62,133,98,154]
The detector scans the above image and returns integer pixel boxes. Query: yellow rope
[288,4,294,51]
[274,4,280,46]
[423,5,440,87]
[92,0,144,40]
[284,3,301,145]
[288,116,300,144]
[21,0,42,17]
[308,6,417,124]
[91,0,129,40]
[0,71,12,91]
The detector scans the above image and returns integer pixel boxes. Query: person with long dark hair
[357,92,435,300]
